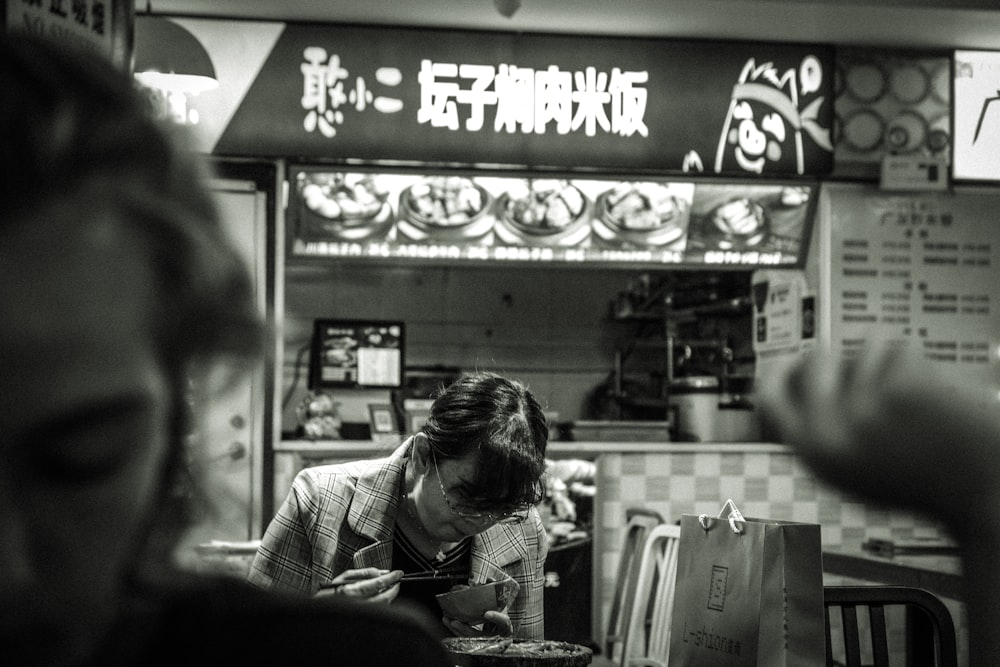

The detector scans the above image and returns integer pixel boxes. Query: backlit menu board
[288,169,818,269]
[828,183,1000,379]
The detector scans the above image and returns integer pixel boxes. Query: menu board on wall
[828,183,999,379]
[288,168,819,269]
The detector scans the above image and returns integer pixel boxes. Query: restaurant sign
[185,20,835,177]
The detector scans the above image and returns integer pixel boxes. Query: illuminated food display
[702,197,769,250]
[288,168,817,268]
[296,172,394,241]
[495,179,591,246]
[397,176,495,243]
[592,182,693,248]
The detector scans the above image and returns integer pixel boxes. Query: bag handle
[698,498,745,534]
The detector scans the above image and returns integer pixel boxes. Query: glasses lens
[431,449,531,524]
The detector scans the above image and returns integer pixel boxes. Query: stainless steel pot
[669,376,761,442]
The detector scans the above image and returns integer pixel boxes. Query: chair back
[622,523,682,667]
[823,585,958,667]
[604,508,663,664]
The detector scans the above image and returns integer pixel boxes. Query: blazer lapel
[344,440,412,572]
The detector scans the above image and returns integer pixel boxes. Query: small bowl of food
[593,182,691,248]
[436,578,520,625]
[495,179,591,246]
[397,176,494,243]
[296,172,394,241]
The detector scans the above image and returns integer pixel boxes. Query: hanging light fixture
[494,0,522,19]
[132,15,218,95]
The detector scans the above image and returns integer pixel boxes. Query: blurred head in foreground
[0,31,262,665]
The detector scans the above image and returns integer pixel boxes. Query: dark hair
[0,33,264,551]
[422,372,548,510]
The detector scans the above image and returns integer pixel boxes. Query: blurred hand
[756,342,1000,531]
[316,568,402,603]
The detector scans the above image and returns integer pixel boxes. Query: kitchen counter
[275,439,788,459]
[823,545,964,601]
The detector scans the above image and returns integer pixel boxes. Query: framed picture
[367,403,398,435]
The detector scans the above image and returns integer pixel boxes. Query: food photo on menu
[683,181,817,262]
[494,179,592,247]
[295,170,396,241]
[589,180,694,250]
[396,175,496,244]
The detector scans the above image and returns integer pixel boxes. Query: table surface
[823,544,964,601]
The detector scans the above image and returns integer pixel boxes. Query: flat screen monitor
[309,319,405,389]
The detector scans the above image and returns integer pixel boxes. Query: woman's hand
[440,582,515,637]
[442,609,514,637]
[316,568,403,603]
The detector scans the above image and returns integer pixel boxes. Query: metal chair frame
[823,585,958,667]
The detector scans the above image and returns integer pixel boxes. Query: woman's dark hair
[422,372,548,510]
[0,33,265,556]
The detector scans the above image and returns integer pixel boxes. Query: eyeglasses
[429,448,529,525]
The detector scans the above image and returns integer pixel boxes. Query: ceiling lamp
[494,0,522,19]
[132,15,218,95]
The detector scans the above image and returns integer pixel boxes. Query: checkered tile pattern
[595,451,968,667]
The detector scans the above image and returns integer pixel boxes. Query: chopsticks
[399,569,466,582]
[318,569,465,591]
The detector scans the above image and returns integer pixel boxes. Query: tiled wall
[594,450,968,667]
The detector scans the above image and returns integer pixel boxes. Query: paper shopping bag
[667,500,825,666]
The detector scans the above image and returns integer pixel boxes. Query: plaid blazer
[248,439,548,639]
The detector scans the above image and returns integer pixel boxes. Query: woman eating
[249,371,550,639]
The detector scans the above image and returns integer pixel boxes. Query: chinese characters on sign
[416,61,648,137]
[6,0,119,65]
[215,23,833,175]
[299,49,650,140]
[301,47,404,138]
